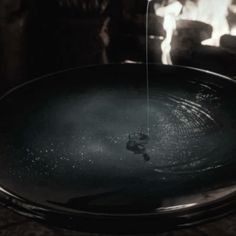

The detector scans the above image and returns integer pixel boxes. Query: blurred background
[1,0,236,235]
[1,0,236,92]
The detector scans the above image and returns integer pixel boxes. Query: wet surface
[0,64,236,218]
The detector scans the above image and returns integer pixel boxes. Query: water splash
[126,132,150,162]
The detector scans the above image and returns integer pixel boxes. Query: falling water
[146,0,152,136]
[125,0,152,161]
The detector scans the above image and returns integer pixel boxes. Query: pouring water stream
[126,0,152,161]
[146,0,152,136]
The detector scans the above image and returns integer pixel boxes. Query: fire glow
[154,0,236,65]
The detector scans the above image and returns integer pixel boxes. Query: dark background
[1,0,236,92]
[0,0,151,92]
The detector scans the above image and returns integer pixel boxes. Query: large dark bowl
[0,64,236,233]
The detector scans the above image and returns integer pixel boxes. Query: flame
[198,0,232,46]
[155,0,236,65]
[231,25,236,35]
[155,2,182,65]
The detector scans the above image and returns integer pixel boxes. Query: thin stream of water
[146,0,151,136]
